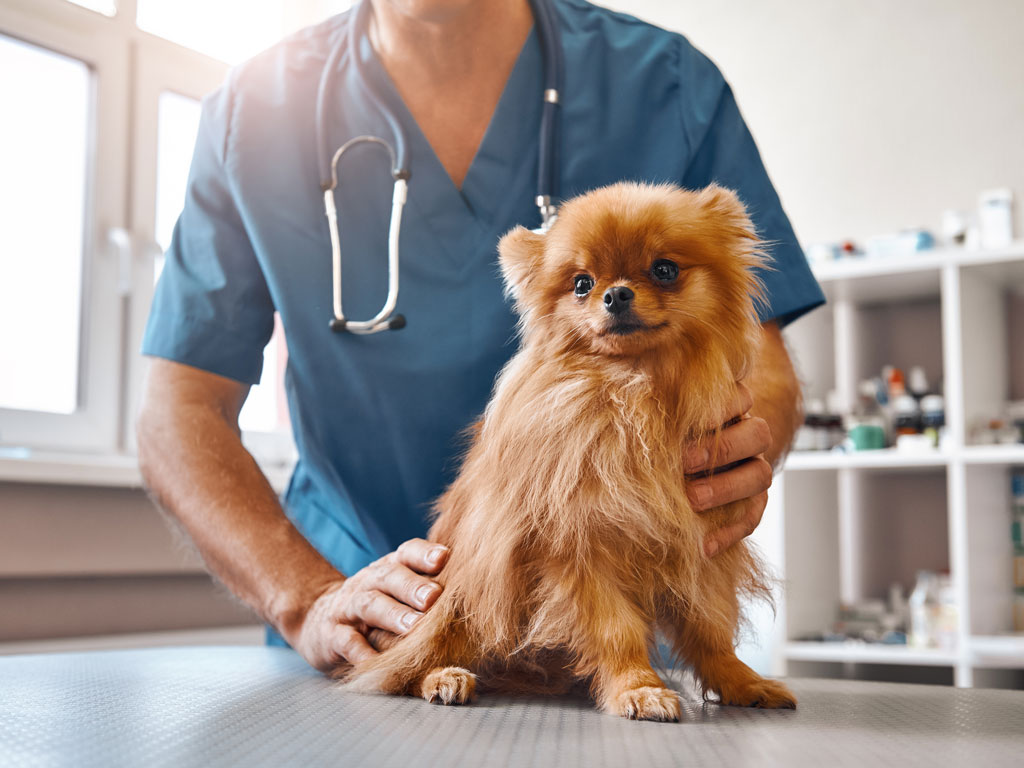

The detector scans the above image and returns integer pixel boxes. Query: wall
[0,483,255,642]
[597,0,1024,246]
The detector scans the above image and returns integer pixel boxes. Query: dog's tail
[337,588,469,695]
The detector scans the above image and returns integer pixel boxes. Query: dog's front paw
[715,678,797,709]
[420,666,477,705]
[610,686,681,722]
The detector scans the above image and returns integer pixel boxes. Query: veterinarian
[137,0,824,673]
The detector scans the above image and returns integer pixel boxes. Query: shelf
[0,450,294,493]
[785,449,950,472]
[809,241,1024,303]
[960,444,1024,465]
[969,636,1024,668]
[785,641,957,666]
[778,239,1024,688]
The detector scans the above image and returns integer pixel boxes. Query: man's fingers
[711,381,754,427]
[703,491,768,558]
[355,588,424,635]
[379,561,442,611]
[395,538,450,575]
[332,623,377,666]
[687,456,772,511]
[734,382,754,416]
[685,416,772,472]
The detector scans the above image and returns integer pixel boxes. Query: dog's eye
[650,259,680,284]
[574,274,595,297]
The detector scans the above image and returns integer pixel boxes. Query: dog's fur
[342,182,797,720]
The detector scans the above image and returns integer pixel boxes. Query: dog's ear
[498,226,546,300]
[696,183,746,219]
[698,183,756,233]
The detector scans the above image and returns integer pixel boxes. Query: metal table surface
[1,646,1021,767]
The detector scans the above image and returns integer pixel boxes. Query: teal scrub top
[142,0,825,617]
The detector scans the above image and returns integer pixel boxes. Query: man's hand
[289,538,449,673]
[684,382,773,558]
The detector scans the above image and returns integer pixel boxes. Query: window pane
[66,0,117,16]
[138,0,289,65]
[136,0,354,64]
[154,91,286,433]
[239,317,289,433]
[155,91,201,282]
[0,35,90,415]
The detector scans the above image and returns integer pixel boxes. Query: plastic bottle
[908,366,930,400]
[824,391,845,449]
[909,570,939,648]
[921,395,946,448]
[794,398,823,452]
[935,573,958,651]
[893,394,923,436]
[887,367,906,400]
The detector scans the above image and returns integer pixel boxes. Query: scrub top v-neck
[142,0,826,606]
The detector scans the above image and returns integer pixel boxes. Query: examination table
[1,646,1021,767]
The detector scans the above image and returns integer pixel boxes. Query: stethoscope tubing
[529,0,563,226]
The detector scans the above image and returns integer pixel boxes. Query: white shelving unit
[773,243,1024,688]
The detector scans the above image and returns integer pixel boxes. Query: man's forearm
[747,321,803,469]
[137,369,342,642]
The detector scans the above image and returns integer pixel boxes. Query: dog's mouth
[600,319,668,337]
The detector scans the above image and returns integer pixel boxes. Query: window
[154,90,201,280]
[0,0,340,463]
[0,35,90,415]
[151,89,291,443]
[137,0,355,64]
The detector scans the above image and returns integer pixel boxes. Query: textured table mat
[1,646,1022,767]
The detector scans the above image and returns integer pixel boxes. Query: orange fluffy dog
[343,181,797,720]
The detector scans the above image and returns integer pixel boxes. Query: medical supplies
[797,364,947,453]
[804,186,1017,266]
[909,570,947,649]
[978,188,1015,250]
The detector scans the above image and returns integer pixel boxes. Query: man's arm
[684,321,802,556]
[136,358,448,671]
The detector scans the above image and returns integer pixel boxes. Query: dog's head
[499,182,766,367]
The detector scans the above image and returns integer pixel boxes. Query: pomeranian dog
[343,181,797,720]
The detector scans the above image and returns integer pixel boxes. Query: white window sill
[0,448,293,494]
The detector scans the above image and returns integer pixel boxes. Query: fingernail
[705,541,720,558]
[427,546,448,565]
[686,447,709,471]
[416,584,437,606]
[401,612,421,630]
[690,482,712,509]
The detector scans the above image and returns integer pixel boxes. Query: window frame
[0,0,129,453]
[1,0,297,470]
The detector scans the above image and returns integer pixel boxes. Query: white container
[978,188,1014,249]
[909,570,939,648]
[935,574,958,651]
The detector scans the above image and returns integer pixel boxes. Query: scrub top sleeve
[678,45,825,328]
[142,81,275,385]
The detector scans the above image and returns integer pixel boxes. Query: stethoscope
[316,0,563,334]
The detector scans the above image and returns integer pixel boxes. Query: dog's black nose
[603,285,635,314]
